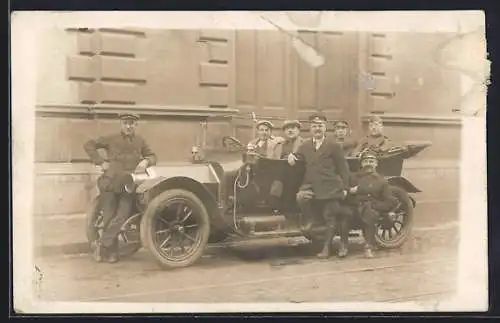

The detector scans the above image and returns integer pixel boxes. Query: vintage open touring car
[86,121,431,270]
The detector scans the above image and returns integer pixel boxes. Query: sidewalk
[34,200,459,258]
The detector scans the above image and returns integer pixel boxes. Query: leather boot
[92,241,104,263]
[317,225,335,259]
[338,236,348,258]
[337,218,349,258]
[105,239,119,263]
[364,244,374,258]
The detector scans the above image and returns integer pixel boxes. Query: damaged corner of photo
[453,10,489,312]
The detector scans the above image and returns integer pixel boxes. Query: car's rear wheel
[85,197,142,258]
[140,189,210,269]
[374,186,414,249]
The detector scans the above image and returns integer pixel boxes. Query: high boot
[337,221,349,258]
[105,238,119,263]
[317,224,336,259]
[362,225,376,259]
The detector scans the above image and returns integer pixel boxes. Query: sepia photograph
[11,11,488,313]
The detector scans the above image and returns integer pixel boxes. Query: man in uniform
[353,115,393,156]
[347,151,398,258]
[291,113,351,259]
[84,113,157,263]
[333,120,358,157]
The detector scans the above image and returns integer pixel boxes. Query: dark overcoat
[295,137,351,200]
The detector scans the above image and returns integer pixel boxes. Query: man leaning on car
[290,113,351,259]
[83,112,157,264]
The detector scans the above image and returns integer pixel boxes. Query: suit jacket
[335,137,358,156]
[249,136,283,159]
[279,136,305,157]
[295,136,351,200]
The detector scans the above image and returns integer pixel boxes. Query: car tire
[374,185,414,249]
[140,189,211,270]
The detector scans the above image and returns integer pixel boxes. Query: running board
[249,228,303,238]
[239,215,287,225]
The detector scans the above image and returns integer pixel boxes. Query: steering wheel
[222,136,245,152]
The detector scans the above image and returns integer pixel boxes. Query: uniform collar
[121,131,135,140]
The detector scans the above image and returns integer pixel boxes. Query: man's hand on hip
[135,159,149,173]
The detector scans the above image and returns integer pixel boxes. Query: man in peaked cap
[346,150,398,258]
[353,114,393,156]
[333,120,358,157]
[248,120,283,159]
[268,119,306,216]
[292,112,351,259]
[247,119,285,213]
[84,112,157,263]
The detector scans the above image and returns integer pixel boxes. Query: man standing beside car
[84,113,157,263]
[290,113,351,259]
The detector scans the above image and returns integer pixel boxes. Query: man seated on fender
[290,113,351,259]
[84,113,157,263]
[346,151,398,258]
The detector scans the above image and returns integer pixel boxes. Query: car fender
[386,176,421,194]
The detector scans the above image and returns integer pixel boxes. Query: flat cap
[256,120,274,129]
[308,112,327,123]
[360,150,378,161]
[334,120,349,128]
[367,115,383,124]
[282,119,301,130]
[118,112,140,121]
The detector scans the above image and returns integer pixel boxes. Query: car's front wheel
[140,189,211,269]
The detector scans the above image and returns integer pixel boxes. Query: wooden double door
[233,29,363,141]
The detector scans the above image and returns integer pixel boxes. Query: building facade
[34,27,461,221]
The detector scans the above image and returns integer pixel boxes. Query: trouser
[297,195,340,230]
[337,203,354,246]
[99,191,135,249]
[97,172,135,251]
[358,201,378,248]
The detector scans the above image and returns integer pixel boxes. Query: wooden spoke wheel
[374,186,414,249]
[140,189,210,269]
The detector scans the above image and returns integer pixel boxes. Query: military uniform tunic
[354,134,392,155]
[84,133,157,176]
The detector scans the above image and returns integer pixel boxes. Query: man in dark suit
[291,113,351,259]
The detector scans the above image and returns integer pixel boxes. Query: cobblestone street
[33,225,458,305]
